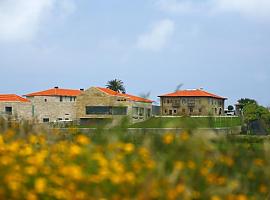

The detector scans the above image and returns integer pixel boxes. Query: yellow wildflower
[125,172,135,184]
[259,184,268,193]
[253,159,264,166]
[187,161,196,170]
[0,135,4,145]
[76,135,91,145]
[236,194,247,200]
[163,133,174,144]
[27,192,38,200]
[176,184,185,194]
[175,161,184,171]
[25,166,38,175]
[211,195,221,200]
[180,132,189,141]
[124,143,135,153]
[70,144,82,156]
[29,135,38,144]
[35,178,46,194]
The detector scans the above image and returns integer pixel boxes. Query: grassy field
[131,116,242,129]
[0,119,270,199]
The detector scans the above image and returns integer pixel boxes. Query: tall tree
[106,79,126,93]
[237,98,257,110]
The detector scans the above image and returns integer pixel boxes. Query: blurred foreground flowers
[0,127,270,199]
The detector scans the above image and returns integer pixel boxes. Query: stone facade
[160,97,225,116]
[0,102,32,120]
[159,89,226,116]
[76,87,152,125]
[26,96,77,123]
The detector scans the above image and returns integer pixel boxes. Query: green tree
[106,79,126,93]
[237,98,257,110]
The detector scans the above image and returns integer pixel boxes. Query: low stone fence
[55,126,242,135]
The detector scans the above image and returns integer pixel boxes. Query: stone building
[158,89,226,116]
[76,87,153,125]
[0,94,32,120]
[25,87,82,123]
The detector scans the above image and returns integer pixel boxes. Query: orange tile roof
[97,87,153,103]
[159,89,226,99]
[0,94,30,102]
[25,88,82,97]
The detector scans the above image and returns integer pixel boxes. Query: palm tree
[106,79,126,93]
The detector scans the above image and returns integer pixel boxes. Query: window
[86,106,111,115]
[174,109,177,114]
[65,118,70,121]
[60,96,63,102]
[147,109,151,118]
[112,107,127,115]
[182,99,186,104]
[139,108,144,116]
[167,100,170,104]
[199,108,202,113]
[58,118,63,121]
[86,106,127,115]
[5,107,12,115]
[44,99,47,102]
[169,110,173,115]
[190,108,193,113]
[70,97,73,102]
[164,109,167,114]
[43,118,49,123]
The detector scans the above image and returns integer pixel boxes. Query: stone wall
[160,97,225,116]
[0,102,32,120]
[26,96,77,123]
[76,87,152,124]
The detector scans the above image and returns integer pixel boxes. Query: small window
[190,108,193,113]
[174,109,177,113]
[70,97,73,102]
[58,118,63,121]
[43,118,49,123]
[44,99,47,102]
[60,97,63,102]
[65,118,69,121]
[164,109,167,114]
[5,107,12,115]
[182,99,186,104]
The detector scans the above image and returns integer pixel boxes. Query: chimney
[80,89,84,91]
[54,86,59,89]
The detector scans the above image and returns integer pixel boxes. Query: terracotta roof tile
[158,89,226,99]
[0,94,30,102]
[25,88,82,97]
[97,87,153,103]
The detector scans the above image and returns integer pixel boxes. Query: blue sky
[0,0,270,106]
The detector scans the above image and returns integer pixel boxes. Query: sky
[0,0,270,106]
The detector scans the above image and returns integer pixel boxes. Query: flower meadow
[0,122,270,199]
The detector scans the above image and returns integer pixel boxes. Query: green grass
[131,116,241,129]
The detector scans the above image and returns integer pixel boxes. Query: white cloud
[215,0,270,19]
[156,0,270,19]
[137,19,175,51]
[0,0,75,42]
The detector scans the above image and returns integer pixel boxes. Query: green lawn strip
[130,117,241,129]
